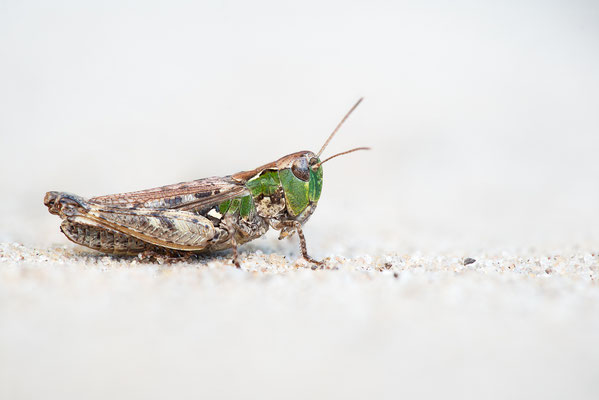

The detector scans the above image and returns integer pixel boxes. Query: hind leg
[60,219,155,255]
[45,191,215,251]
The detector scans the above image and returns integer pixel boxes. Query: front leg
[292,221,323,266]
[230,235,241,269]
[221,215,241,268]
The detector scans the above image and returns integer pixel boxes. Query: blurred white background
[1,0,598,252]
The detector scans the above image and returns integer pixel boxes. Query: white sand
[1,241,598,399]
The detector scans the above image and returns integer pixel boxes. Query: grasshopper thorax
[275,151,323,218]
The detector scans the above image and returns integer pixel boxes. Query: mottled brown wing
[89,176,249,211]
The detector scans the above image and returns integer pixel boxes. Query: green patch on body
[218,196,254,217]
[239,195,253,217]
[228,198,240,214]
[309,164,323,202]
[279,169,309,217]
[246,170,281,197]
[219,199,231,214]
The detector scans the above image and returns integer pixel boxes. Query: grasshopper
[44,99,368,267]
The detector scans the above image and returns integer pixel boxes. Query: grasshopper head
[273,97,370,219]
[236,98,368,225]
[275,151,323,218]
[275,145,369,219]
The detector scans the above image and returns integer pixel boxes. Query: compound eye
[291,157,310,181]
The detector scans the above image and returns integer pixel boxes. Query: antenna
[316,97,364,157]
[312,147,370,170]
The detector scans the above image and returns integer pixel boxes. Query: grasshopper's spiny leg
[293,221,322,266]
[137,247,195,263]
[60,219,153,255]
[231,236,241,269]
[222,215,241,268]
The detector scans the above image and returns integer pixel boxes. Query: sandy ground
[2,239,599,400]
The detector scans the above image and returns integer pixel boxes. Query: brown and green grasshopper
[44,99,368,267]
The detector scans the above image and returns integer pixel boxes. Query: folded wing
[89,176,249,212]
